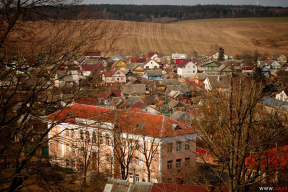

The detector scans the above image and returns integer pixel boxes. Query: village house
[275,90,288,102]
[148,52,158,60]
[53,70,79,87]
[217,64,233,76]
[204,76,230,92]
[113,60,127,71]
[194,73,207,84]
[165,85,190,97]
[130,58,147,63]
[47,104,197,183]
[120,84,146,97]
[143,70,163,81]
[176,60,197,78]
[154,79,180,91]
[143,60,161,69]
[126,63,145,75]
[79,63,104,77]
[102,68,126,84]
[171,53,188,61]
[97,90,122,105]
[272,54,287,63]
[198,61,219,71]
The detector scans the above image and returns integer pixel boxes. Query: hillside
[109,17,288,56]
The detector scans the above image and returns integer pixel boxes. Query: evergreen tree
[218,47,225,61]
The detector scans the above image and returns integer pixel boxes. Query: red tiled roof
[103,67,119,77]
[46,104,196,137]
[151,183,229,192]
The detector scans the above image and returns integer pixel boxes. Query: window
[99,134,103,144]
[80,130,84,141]
[135,140,139,149]
[66,145,69,152]
[106,154,110,163]
[185,141,190,151]
[176,142,182,152]
[81,150,84,157]
[72,147,75,153]
[136,158,139,166]
[121,77,124,80]
[146,66,149,69]
[106,135,110,145]
[185,157,190,166]
[154,66,157,69]
[71,130,74,138]
[188,71,190,73]
[188,66,190,68]
[167,143,172,154]
[112,77,115,81]
[136,174,139,181]
[66,160,70,166]
[72,161,75,167]
[167,178,172,183]
[193,66,195,68]
[86,131,90,143]
[128,139,133,148]
[167,160,172,170]
[129,159,132,165]
[193,71,195,73]
[176,159,181,169]
[122,139,126,146]
[92,131,96,143]
[66,130,69,136]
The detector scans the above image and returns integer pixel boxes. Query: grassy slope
[110,17,288,57]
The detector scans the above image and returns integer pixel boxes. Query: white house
[143,60,161,69]
[177,60,197,77]
[171,53,187,60]
[102,67,126,83]
[276,90,288,102]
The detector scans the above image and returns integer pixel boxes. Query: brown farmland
[110,17,288,57]
[12,17,288,57]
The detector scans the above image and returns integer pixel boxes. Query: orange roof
[46,104,196,137]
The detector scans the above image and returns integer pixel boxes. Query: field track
[109,17,288,56]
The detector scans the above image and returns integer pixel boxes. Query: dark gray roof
[166,85,190,93]
[207,76,230,89]
[121,84,146,95]
[145,70,162,77]
[124,96,142,106]
[154,79,179,86]
[261,97,288,111]
[197,73,207,81]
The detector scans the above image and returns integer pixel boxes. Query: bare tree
[197,76,288,192]
[0,1,121,191]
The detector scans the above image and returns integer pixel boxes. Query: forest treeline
[26,4,288,23]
